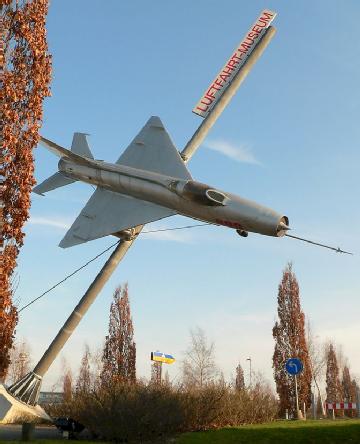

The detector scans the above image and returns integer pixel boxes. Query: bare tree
[61,357,73,402]
[76,344,92,394]
[6,340,31,385]
[182,327,219,388]
[91,345,103,389]
[335,343,349,378]
[306,321,326,416]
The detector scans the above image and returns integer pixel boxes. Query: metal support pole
[181,26,276,162]
[246,357,252,388]
[8,227,142,405]
[21,423,34,441]
[33,233,140,377]
[158,362,162,384]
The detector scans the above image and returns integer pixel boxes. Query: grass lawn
[176,419,360,444]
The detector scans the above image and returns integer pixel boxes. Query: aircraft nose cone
[277,217,290,237]
[278,221,290,231]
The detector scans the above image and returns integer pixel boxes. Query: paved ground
[0,424,61,440]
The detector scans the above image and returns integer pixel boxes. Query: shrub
[45,378,277,441]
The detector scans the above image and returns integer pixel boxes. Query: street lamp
[246,357,252,388]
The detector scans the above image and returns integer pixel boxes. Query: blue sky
[15,1,360,389]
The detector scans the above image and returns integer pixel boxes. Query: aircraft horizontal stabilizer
[60,187,176,248]
[33,172,76,196]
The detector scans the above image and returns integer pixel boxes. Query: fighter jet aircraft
[33,117,290,248]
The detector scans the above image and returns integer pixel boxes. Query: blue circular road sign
[285,358,303,376]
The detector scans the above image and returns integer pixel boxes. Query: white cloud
[28,216,71,230]
[204,139,260,165]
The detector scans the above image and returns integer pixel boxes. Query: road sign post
[151,351,175,384]
[285,358,304,420]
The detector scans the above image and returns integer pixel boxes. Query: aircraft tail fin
[34,133,94,195]
[70,133,94,159]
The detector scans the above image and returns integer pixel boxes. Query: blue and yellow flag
[151,351,175,364]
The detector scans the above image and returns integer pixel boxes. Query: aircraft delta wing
[36,116,193,248]
[116,116,191,179]
[59,188,176,248]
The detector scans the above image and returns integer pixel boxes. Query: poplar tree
[342,366,354,402]
[101,284,136,384]
[151,361,162,385]
[235,362,245,391]
[341,366,357,417]
[76,345,92,394]
[0,0,51,379]
[272,263,312,417]
[63,369,73,402]
[325,343,341,403]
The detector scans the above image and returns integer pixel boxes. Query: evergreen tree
[101,284,136,384]
[272,263,312,417]
[325,343,341,403]
[235,362,245,391]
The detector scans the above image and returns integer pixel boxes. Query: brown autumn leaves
[0,0,51,378]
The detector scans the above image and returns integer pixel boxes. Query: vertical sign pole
[250,359,252,388]
[294,375,303,419]
[159,362,162,384]
[294,375,299,412]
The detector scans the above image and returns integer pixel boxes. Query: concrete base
[0,384,51,424]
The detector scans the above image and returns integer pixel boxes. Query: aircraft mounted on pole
[1,8,351,426]
[33,121,290,246]
[33,8,350,254]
